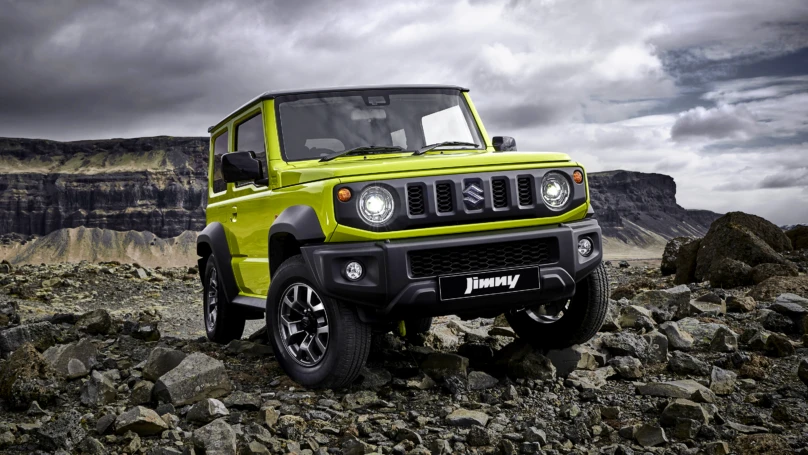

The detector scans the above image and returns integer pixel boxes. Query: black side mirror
[492,136,517,152]
[222,151,264,184]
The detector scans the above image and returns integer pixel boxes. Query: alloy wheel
[523,299,569,324]
[206,268,218,331]
[278,283,330,366]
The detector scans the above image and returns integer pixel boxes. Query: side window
[212,131,228,194]
[235,113,266,185]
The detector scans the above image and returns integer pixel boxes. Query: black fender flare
[268,205,326,277]
[197,222,239,303]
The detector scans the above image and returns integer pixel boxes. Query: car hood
[276,151,573,186]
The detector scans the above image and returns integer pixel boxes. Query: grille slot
[436,183,453,213]
[517,177,533,206]
[407,185,425,215]
[409,239,556,278]
[492,178,508,208]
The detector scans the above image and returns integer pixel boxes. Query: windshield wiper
[320,145,405,162]
[413,141,479,156]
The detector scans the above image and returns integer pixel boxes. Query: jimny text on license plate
[438,266,541,300]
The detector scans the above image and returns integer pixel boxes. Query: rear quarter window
[212,131,228,194]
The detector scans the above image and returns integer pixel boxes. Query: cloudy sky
[1,0,807,224]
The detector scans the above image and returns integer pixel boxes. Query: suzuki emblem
[463,182,484,209]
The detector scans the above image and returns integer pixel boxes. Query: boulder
[786,225,808,250]
[636,379,716,403]
[758,309,795,333]
[633,285,691,315]
[609,356,643,379]
[420,353,469,380]
[192,418,237,455]
[545,345,600,376]
[676,318,724,347]
[142,347,187,381]
[660,399,710,426]
[75,309,113,335]
[222,391,261,411]
[467,371,499,390]
[705,257,753,289]
[0,301,20,328]
[36,409,86,451]
[42,338,98,376]
[115,406,169,435]
[0,321,56,354]
[601,332,651,362]
[751,263,798,284]
[276,415,307,439]
[765,333,795,357]
[660,321,694,350]
[566,366,616,390]
[726,295,757,313]
[798,358,808,387]
[153,352,232,405]
[80,370,118,406]
[661,237,694,276]
[498,342,556,380]
[0,343,60,409]
[635,423,668,447]
[749,275,808,302]
[770,293,808,316]
[619,305,656,330]
[187,398,230,423]
[674,238,702,285]
[709,326,739,352]
[669,351,711,376]
[709,366,737,395]
[446,409,489,427]
[129,380,154,405]
[643,331,669,363]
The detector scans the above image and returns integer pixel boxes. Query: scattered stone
[115,406,169,435]
[770,293,808,316]
[42,338,98,376]
[420,353,468,380]
[225,339,273,357]
[705,257,753,288]
[751,263,799,284]
[661,236,693,276]
[660,399,709,426]
[466,425,493,446]
[643,330,669,363]
[80,370,118,406]
[187,398,230,423]
[609,356,643,379]
[709,326,739,352]
[566,366,616,390]
[674,238,701,285]
[129,380,154,405]
[0,343,60,409]
[705,441,731,455]
[446,409,489,427]
[36,409,86,451]
[799,358,808,387]
[634,423,667,447]
[96,414,116,435]
[192,418,237,455]
[153,352,232,405]
[142,346,187,381]
[673,418,701,439]
[75,309,113,335]
[660,321,694,351]
[669,351,711,376]
[726,295,757,313]
[545,345,599,376]
[758,309,795,333]
[222,390,261,410]
[765,333,795,357]
[709,366,737,395]
[636,379,716,403]
[66,358,89,379]
[499,342,556,380]
[467,371,499,390]
[277,415,307,439]
[601,332,650,362]
[749,275,808,302]
[734,434,790,455]
[619,305,656,329]
[0,321,56,354]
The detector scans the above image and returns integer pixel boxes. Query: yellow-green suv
[197,85,608,388]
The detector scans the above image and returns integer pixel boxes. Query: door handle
[230,206,238,223]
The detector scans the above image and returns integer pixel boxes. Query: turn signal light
[572,170,584,184]
[337,187,352,202]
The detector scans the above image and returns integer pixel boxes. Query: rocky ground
[0,213,807,455]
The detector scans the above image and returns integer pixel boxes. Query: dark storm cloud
[670,105,758,141]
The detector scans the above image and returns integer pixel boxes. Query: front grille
[408,238,556,278]
[492,178,508,208]
[407,185,425,215]
[436,183,453,213]
[518,177,533,206]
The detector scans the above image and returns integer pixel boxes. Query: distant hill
[0,136,721,261]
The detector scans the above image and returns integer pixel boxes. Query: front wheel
[203,255,246,343]
[266,255,371,388]
[505,263,609,349]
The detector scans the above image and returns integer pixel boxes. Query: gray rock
[153,352,232,405]
[0,343,60,409]
[609,356,643,379]
[66,358,89,379]
[566,366,616,390]
[129,380,154,405]
[523,427,547,444]
[660,399,710,426]
[726,295,757,313]
[115,406,169,435]
[357,367,392,390]
[726,421,768,434]
[36,409,86,451]
[0,321,56,354]
[770,293,808,316]
[467,371,499,390]
[643,330,669,363]
[799,358,808,387]
[277,415,307,439]
[673,418,701,439]
[466,426,493,446]
[420,353,469,380]
[222,390,261,410]
[75,309,113,335]
[225,339,273,357]
[676,318,724,347]
[619,305,656,330]
[662,237,693,276]
[633,286,691,315]
[758,308,795,333]
[636,379,716,403]
[545,345,600,376]
[192,418,237,455]
[142,347,187,381]
[500,343,556,380]
[341,435,377,455]
[709,366,737,395]
[601,332,650,362]
[660,321,694,351]
[43,338,98,376]
[669,351,711,376]
[635,423,668,447]
[446,409,489,427]
[187,398,229,423]
[76,436,106,455]
[765,333,795,357]
[80,370,117,406]
[709,326,739,352]
[96,414,116,435]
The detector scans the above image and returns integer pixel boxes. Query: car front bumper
[300,219,602,320]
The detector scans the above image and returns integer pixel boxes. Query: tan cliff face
[0,136,208,238]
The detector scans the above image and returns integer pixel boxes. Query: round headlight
[358,186,395,226]
[541,172,570,210]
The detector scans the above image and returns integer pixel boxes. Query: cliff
[0,136,207,238]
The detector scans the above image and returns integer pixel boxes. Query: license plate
[438,266,541,300]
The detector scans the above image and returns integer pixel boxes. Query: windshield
[276,89,483,161]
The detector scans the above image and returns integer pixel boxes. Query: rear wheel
[404,317,433,339]
[505,263,609,349]
[266,255,371,388]
[203,255,246,343]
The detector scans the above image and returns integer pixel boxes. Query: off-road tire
[266,255,371,388]
[404,317,433,339]
[203,254,246,343]
[505,263,609,349]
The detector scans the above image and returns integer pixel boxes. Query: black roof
[207,84,469,133]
